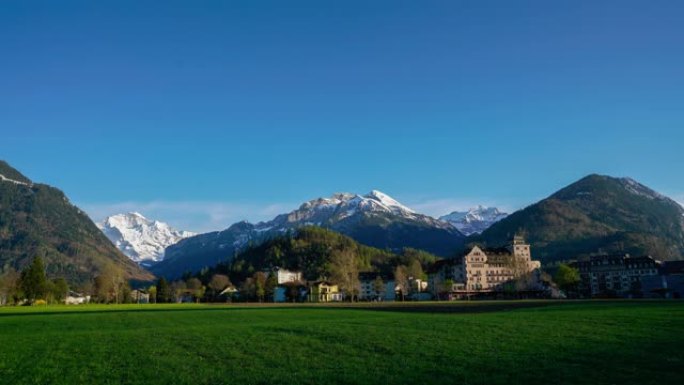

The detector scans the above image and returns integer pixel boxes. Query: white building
[273,268,303,284]
[65,291,90,305]
[429,236,541,298]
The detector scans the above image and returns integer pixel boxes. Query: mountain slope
[198,226,440,285]
[0,161,153,285]
[471,174,684,263]
[98,212,195,265]
[153,190,464,278]
[440,206,508,235]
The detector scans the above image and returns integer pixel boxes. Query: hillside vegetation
[472,174,684,263]
[198,227,438,284]
[0,161,153,285]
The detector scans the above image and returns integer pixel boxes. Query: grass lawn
[0,301,682,385]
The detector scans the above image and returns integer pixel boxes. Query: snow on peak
[619,177,666,200]
[364,190,415,214]
[440,206,508,236]
[98,212,195,263]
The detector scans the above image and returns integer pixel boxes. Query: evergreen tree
[156,277,172,303]
[20,256,48,303]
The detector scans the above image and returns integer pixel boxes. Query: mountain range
[0,161,153,285]
[440,206,508,236]
[98,212,195,266]
[3,158,683,284]
[151,190,466,278]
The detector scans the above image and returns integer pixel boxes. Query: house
[218,285,238,301]
[308,281,342,302]
[65,291,90,305]
[130,289,150,304]
[571,254,660,297]
[428,236,541,299]
[359,273,397,301]
[640,260,684,299]
[272,268,303,285]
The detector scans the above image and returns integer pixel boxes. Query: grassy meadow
[0,301,682,385]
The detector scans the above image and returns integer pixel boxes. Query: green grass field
[0,301,682,385]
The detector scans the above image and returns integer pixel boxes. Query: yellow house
[308,281,342,302]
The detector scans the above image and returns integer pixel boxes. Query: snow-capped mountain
[98,212,195,264]
[154,190,464,278]
[440,206,508,236]
[265,190,450,231]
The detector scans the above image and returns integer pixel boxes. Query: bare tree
[329,249,360,302]
[208,274,231,300]
[504,255,535,295]
[394,265,408,301]
[372,276,385,301]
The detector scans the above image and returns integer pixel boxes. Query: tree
[20,256,48,303]
[171,280,187,303]
[148,285,157,304]
[52,278,69,304]
[186,278,204,303]
[554,264,580,295]
[94,263,125,304]
[264,273,278,302]
[208,274,231,301]
[372,276,385,301]
[0,268,21,305]
[394,265,408,301]
[156,277,172,303]
[253,272,267,302]
[329,249,360,302]
[407,259,424,281]
[441,279,455,300]
[240,277,256,301]
[503,254,535,295]
[283,282,301,303]
[407,259,425,295]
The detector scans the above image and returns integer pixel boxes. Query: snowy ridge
[259,190,449,231]
[98,212,195,263]
[440,206,508,236]
[0,173,31,187]
[619,177,667,201]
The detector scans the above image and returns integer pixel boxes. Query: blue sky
[1,1,683,232]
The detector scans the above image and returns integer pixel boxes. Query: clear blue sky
[2,1,683,232]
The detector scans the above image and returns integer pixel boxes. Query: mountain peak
[99,213,195,263]
[440,206,508,236]
[554,174,671,204]
[476,174,684,263]
[364,190,415,214]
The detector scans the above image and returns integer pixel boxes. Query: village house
[428,236,541,298]
[218,285,238,301]
[65,291,90,305]
[358,272,398,301]
[130,289,150,304]
[308,281,342,302]
[571,254,660,297]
